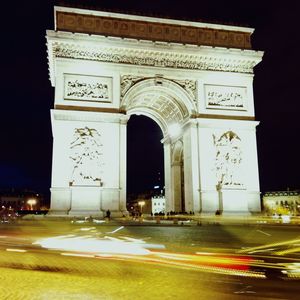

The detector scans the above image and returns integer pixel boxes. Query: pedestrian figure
[106,209,111,220]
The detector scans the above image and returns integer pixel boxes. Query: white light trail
[107,226,124,234]
[6,248,27,253]
[34,235,151,255]
[256,230,271,236]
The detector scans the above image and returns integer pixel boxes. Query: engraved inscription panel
[205,85,247,110]
[64,74,112,103]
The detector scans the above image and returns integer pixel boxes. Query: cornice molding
[47,31,263,86]
[51,108,125,123]
[55,10,253,49]
[55,6,254,33]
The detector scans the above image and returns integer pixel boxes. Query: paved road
[0,219,299,299]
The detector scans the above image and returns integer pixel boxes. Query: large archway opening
[126,115,164,213]
[122,77,197,214]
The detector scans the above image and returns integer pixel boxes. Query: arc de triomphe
[47,6,263,216]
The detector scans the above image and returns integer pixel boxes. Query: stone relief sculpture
[172,79,197,100]
[213,131,243,188]
[120,75,144,98]
[120,75,196,100]
[52,43,256,76]
[69,127,104,186]
[64,75,111,102]
[205,85,247,109]
[66,80,108,100]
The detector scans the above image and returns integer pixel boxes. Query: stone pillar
[196,118,261,215]
[49,111,71,215]
[69,186,103,217]
[49,109,128,217]
[119,116,129,215]
[183,121,201,213]
[171,161,182,212]
[164,142,173,212]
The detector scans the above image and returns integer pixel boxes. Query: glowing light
[6,248,27,253]
[238,238,300,254]
[138,201,146,214]
[281,215,291,223]
[168,123,181,138]
[61,253,94,258]
[71,220,86,224]
[34,235,268,279]
[93,219,105,224]
[34,235,151,255]
[107,226,124,234]
[80,227,96,231]
[27,198,37,210]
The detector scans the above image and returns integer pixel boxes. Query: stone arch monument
[47,6,263,216]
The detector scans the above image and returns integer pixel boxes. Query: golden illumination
[27,199,37,210]
[138,201,146,214]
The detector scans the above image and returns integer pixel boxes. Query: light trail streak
[107,226,124,234]
[32,234,298,279]
[34,235,151,255]
[238,239,300,254]
[275,247,300,256]
[80,227,96,231]
[256,230,271,236]
[61,252,95,258]
[6,248,27,253]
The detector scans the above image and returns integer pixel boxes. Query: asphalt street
[0,218,300,299]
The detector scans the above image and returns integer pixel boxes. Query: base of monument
[47,210,70,216]
[200,210,251,216]
[220,211,251,216]
[47,209,128,218]
[68,210,104,217]
[109,211,129,218]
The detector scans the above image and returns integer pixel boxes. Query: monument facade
[47,6,263,216]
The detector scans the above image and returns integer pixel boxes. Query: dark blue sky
[1,0,299,200]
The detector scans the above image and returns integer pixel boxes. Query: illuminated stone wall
[263,191,300,215]
[47,6,263,216]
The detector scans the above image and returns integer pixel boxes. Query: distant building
[0,189,43,210]
[262,190,300,215]
[152,195,165,214]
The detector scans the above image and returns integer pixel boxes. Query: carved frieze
[120,75,145,98]
[171,79,197,100]
[52,42,258,74]
[56,11,252,49]
[120,75,197,101]
[213,131,243,188]
[64,74,112,103]
[69,127,104,186]
[205,85,247,110]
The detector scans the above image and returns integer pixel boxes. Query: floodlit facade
[46,6,263,216]
[152,196,166,214]
[263,191,300,215]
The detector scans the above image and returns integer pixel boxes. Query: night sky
[1,1,299,202]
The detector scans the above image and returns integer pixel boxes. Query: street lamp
[138,201,145,215]
[27,199,37,210]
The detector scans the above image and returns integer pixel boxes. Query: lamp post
[138,201,145,215]
[27,199,37,210]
